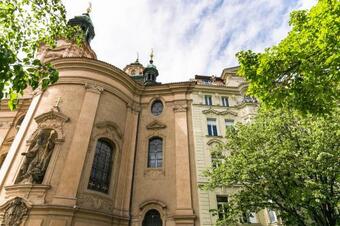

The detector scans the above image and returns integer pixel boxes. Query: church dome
[68,10,95,44]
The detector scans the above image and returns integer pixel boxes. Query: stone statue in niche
[2,197,28,226]
[16,129,57,184]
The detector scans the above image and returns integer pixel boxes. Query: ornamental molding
[127,102,142,113]
[29,110,70,143]
[84,83,104,94]
[139,200,167,210]
[0,197,32,226]
[4,185,51,205]
[173,104,187,112]
[95,121,123,139]
[77,193,112,214]
[207,138,224,146]
[202,108,238,116]
[38,39,97,63]
[146,120,167,130]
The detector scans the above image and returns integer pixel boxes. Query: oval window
[151,100,163,116]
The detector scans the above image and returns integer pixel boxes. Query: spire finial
[150,48,154,64]
[136,52,139,63]
[86,2,92,14]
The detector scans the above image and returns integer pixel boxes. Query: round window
[151,100,163,116]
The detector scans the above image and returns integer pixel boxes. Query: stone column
[52,84,103,206]
[173,103,195,225]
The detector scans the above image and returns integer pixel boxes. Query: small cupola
[123,53,145,76]
[67,4,95,44]
[143,50,159,85]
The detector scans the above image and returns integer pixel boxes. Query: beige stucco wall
[0,56,199,226]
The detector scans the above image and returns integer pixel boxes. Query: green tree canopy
[237,0,339,115]
[0,0,82,109]
[203,108,339,226]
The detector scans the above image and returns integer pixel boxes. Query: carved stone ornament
[146,120,167,130]
[0,197,30,226]
[37,39,97,63]
[84,83,104,94]
[77,193,113,214]
[95,121,123,139]
[202,108,238,116]
[16,129,57,184]
[173,104,187,112]
[31,110,70,143]
[15,110,69,184]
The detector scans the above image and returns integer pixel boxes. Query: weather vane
[86,2,92,14]
[136,52,139,63]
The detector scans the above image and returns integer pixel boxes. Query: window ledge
[206,135,223,138]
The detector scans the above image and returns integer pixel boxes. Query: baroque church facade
[0,11,279,226]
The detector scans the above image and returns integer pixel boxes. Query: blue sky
[63,0,316,83]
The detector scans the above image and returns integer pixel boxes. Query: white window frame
[207,118,218,136]
[204,95,213,106]
[221,96,229,107]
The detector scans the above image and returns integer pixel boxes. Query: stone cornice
[51,57,142,93]
[193,82,248,94]
[51,58,196,97]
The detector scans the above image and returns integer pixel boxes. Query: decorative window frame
[81,121,122,199]
[148,97,166,118]
[87,138,115,193]
[144,133,166,177]
[139,200,167,226]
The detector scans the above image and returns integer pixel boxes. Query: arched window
[142,209,162,226]
[88,139,114,193]
[148,137,163,168]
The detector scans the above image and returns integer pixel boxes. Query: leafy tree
[237,0,339,115]
[0,0,82,110]
[203,108,339,226]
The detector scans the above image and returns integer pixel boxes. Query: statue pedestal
[4,184,50,205]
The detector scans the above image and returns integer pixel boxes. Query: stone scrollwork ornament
[1,197,29,226]
[16,129,57,184]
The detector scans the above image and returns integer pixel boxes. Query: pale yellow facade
[191,71,281,226]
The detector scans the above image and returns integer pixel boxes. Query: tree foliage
[237,0,339,115]
[0,0,82,110]
[203,108,339,226]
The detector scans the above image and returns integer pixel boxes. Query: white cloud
[62,0,317,83]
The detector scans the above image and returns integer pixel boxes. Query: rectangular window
[221,96,229,107]
[207,118,218,136]
[225,119,234,128]
[204,95,212,105]
[216,196,228,221]
[211,151,223,168]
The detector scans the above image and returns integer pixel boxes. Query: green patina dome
[68,13,95,44]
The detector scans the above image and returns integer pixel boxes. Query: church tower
[143,50,159,85]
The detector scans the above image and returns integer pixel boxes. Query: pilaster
[173,102,195,225]
[52,83,103,206]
